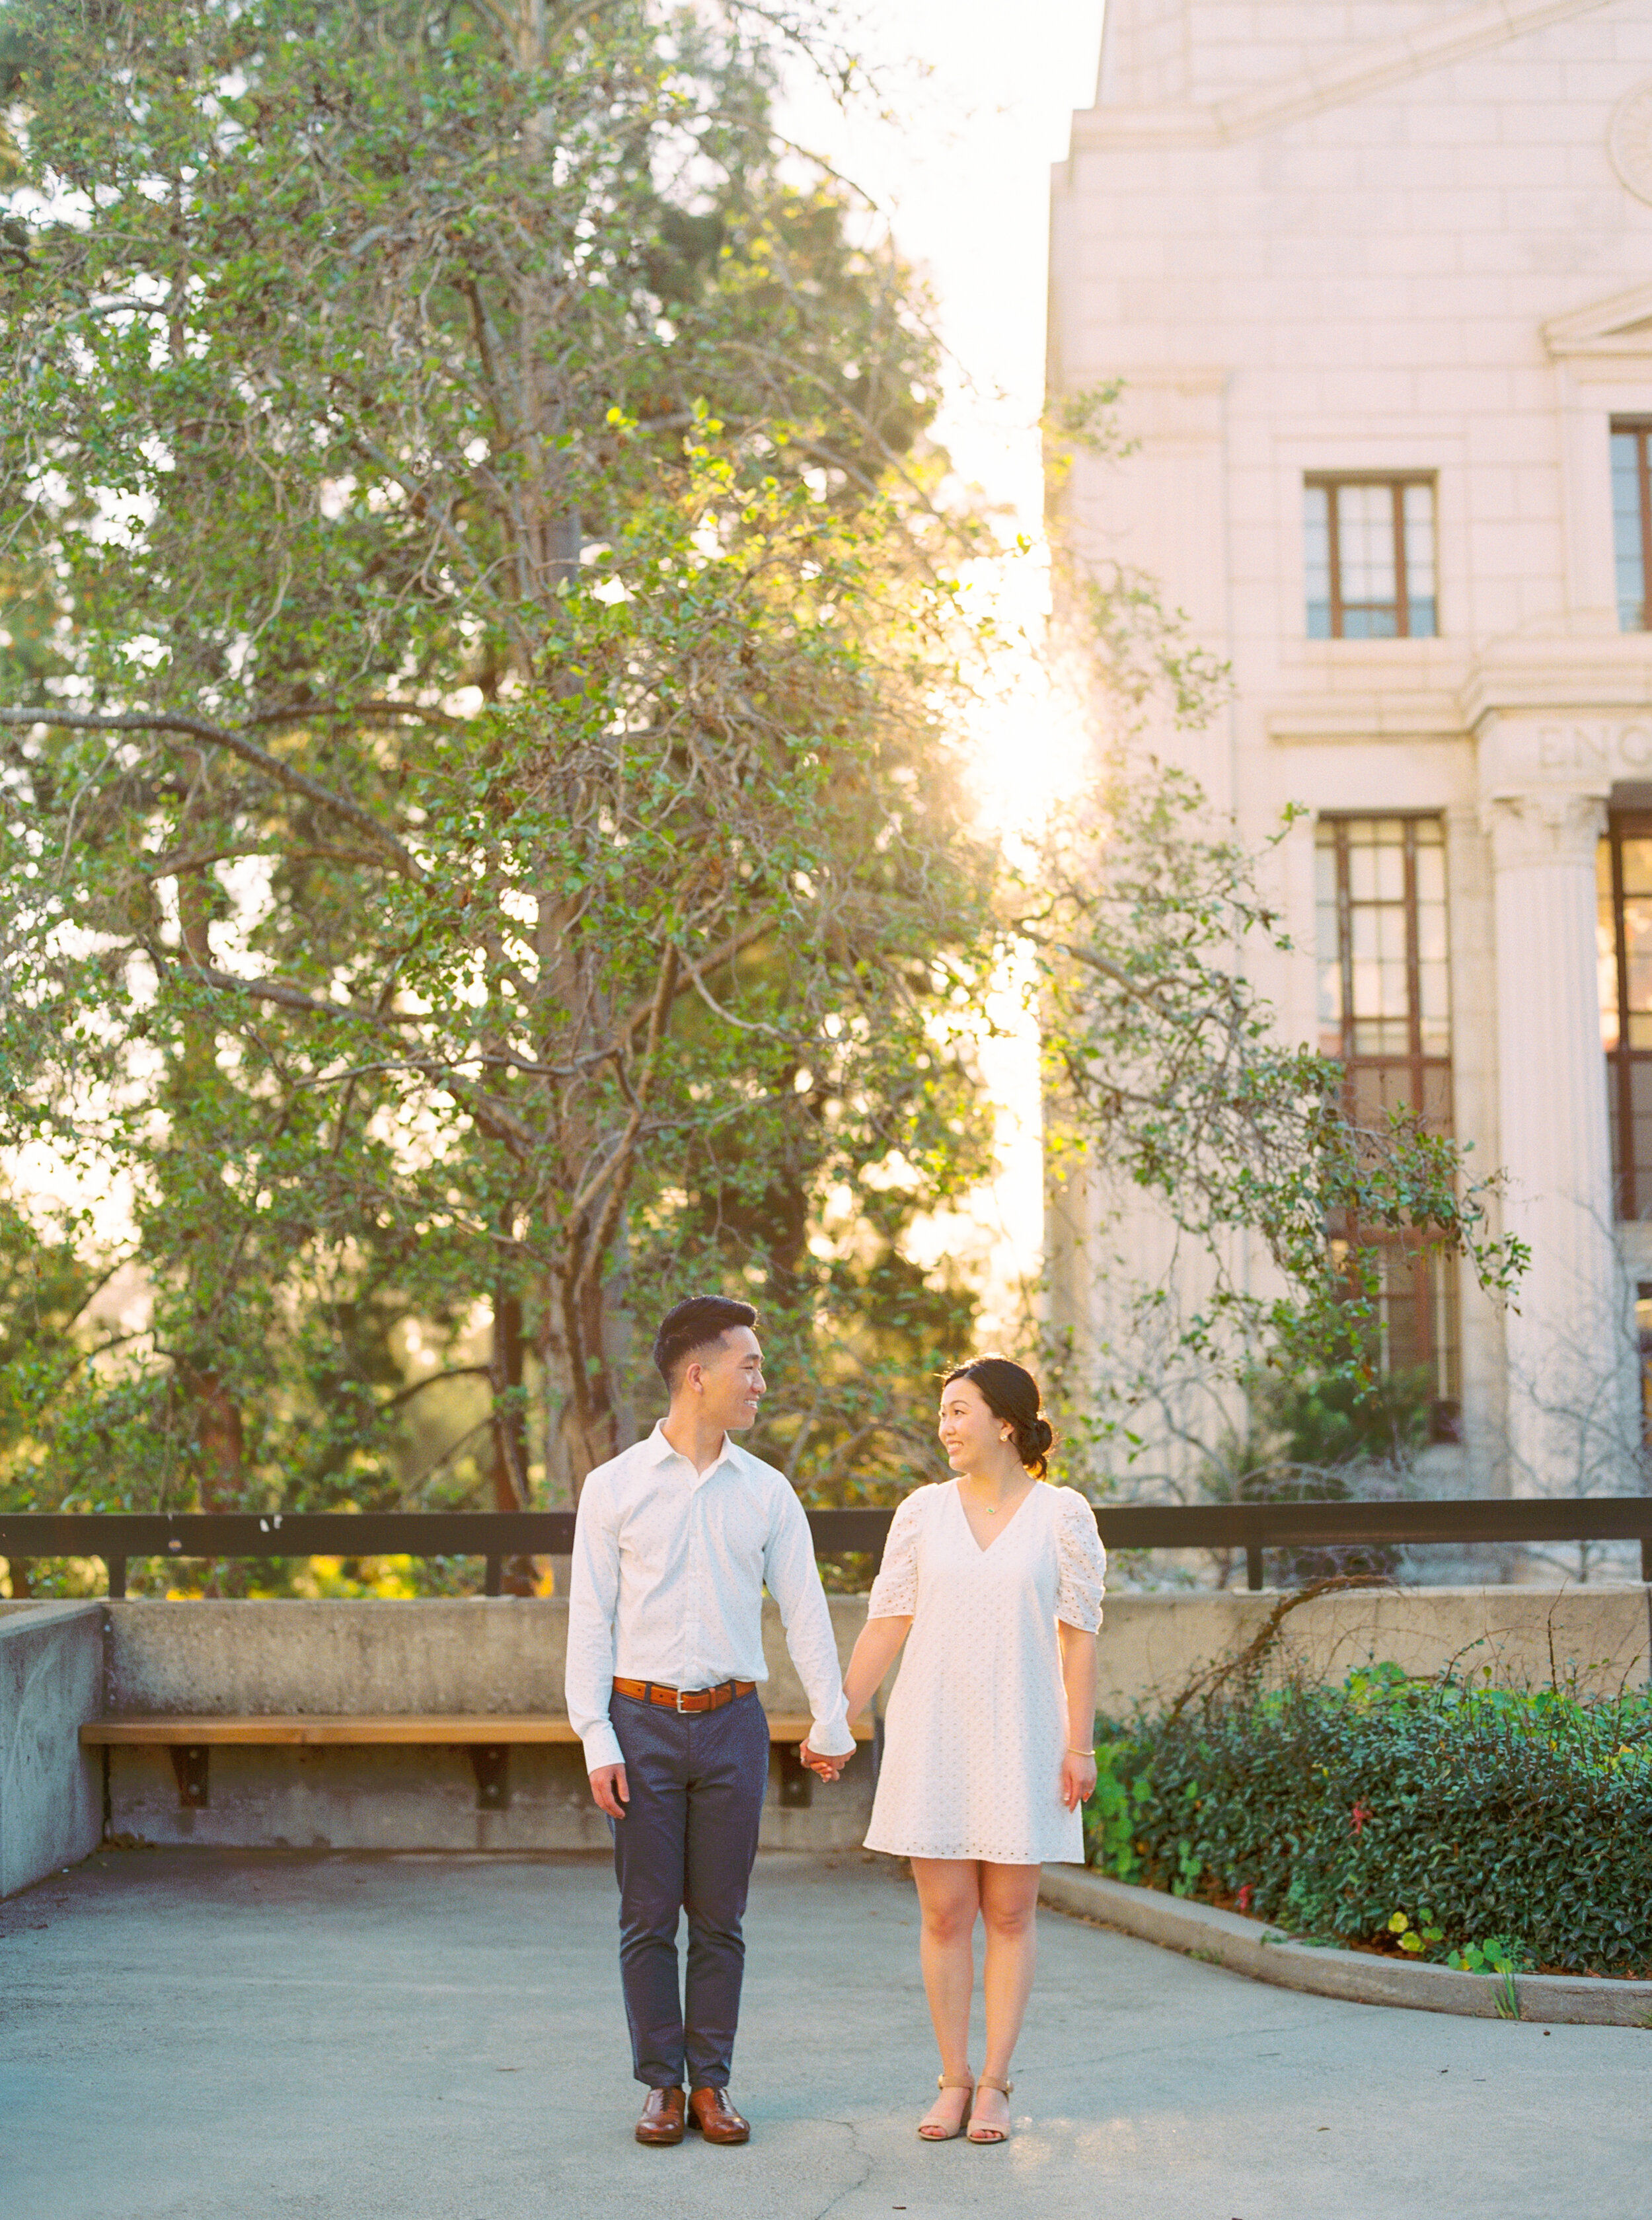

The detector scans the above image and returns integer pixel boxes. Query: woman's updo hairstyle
[942,1354,1056,1479]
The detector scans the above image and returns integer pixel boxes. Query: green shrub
[1085,1663,1652,1976]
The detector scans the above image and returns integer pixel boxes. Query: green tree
[0,0,996,1530]
[1032,753,1521,1419]
[0,1183,117,1588]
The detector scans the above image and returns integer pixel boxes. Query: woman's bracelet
[1066,1746,1096,1758]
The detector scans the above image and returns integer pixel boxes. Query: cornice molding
[1543,278,1652,359]
[1462,637,1652,731]
[1069,0,1611,153]
[1266,696,1468,745]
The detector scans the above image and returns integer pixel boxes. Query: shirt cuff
[806,1710,856,1759]
[580,1720,624,1774]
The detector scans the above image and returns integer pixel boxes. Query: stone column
[1485,791,1632,1492]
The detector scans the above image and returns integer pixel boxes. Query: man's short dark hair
[652,1295,759,1391]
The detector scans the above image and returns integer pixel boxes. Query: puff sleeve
[1053,1487,1106,1632]
[866,1487,927,1618]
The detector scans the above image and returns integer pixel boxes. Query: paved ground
[1,1847,1645,2220]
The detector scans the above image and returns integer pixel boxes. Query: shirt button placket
[685,1469,701,1697]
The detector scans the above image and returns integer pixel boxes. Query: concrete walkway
[2,1848,1644,2220]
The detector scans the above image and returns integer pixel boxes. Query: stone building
[1046,1,1652,1493]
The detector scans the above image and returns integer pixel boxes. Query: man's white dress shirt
[566,1423,856,1775]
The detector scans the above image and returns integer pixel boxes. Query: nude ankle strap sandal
[967,2077,1014,2146]
[918,2075,975,2143]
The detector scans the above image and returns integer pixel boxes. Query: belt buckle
[675,1686,689,1713]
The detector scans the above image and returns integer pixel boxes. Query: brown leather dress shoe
[635,2087,686,2145]
[687,2086,751,2145]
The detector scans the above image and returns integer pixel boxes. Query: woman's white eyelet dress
[862,1479,1107,1867]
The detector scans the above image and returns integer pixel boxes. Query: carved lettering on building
[1491,721,1652,788]
[1536,723,1652,772]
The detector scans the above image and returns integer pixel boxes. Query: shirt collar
[642,1419,739,1483]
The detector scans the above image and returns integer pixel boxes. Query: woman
[816,1356,1105,2145]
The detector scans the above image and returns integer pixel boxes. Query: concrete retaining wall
[98,1584,1652,1719]
[1095,1583,1652,1713]
[107,1596,573,1715]
[0,1602,104,1897]
[104,1594,876,1715]
[104,1597,877,1853]
[35,1580,1652,1854]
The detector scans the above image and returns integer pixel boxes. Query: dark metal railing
[1,1498,1649,1596]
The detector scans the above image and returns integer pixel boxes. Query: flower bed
[1084,1662,1652,1979]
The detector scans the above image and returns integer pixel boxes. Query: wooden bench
[83,1714,874,1811]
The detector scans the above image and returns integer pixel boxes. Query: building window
[1316,815,1451,1097]
[1598,813,1652,1216]
[1304,476,1437,640]
[1316,815,1458,1413]
[1610,421,1652,633]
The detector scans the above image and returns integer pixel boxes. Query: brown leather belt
[612,1677,755,1714]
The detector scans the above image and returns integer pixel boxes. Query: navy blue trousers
[607,1688,769,2090]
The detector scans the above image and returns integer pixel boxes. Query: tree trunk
[489,1285,538,1594]
[539,1263,629,1502]
[179,1362,246,1512]
[174,753,247,1510]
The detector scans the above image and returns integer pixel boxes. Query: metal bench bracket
[467,1744,510,1810]
[776,1740,813,1809]
[170,1744,209,1807]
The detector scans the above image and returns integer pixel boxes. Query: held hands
[799,1740,850,1783]
[1061,1748,1098,1813]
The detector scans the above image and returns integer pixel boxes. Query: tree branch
[615,918,773,1041]
[379,1364,494,1414]
[141,946,610,1079]
[0,708,424,879]
[572,944,678,1273]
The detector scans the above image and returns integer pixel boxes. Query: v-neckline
[952,1475,1039,1555]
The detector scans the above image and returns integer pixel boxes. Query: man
[565,1295,856,2147]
